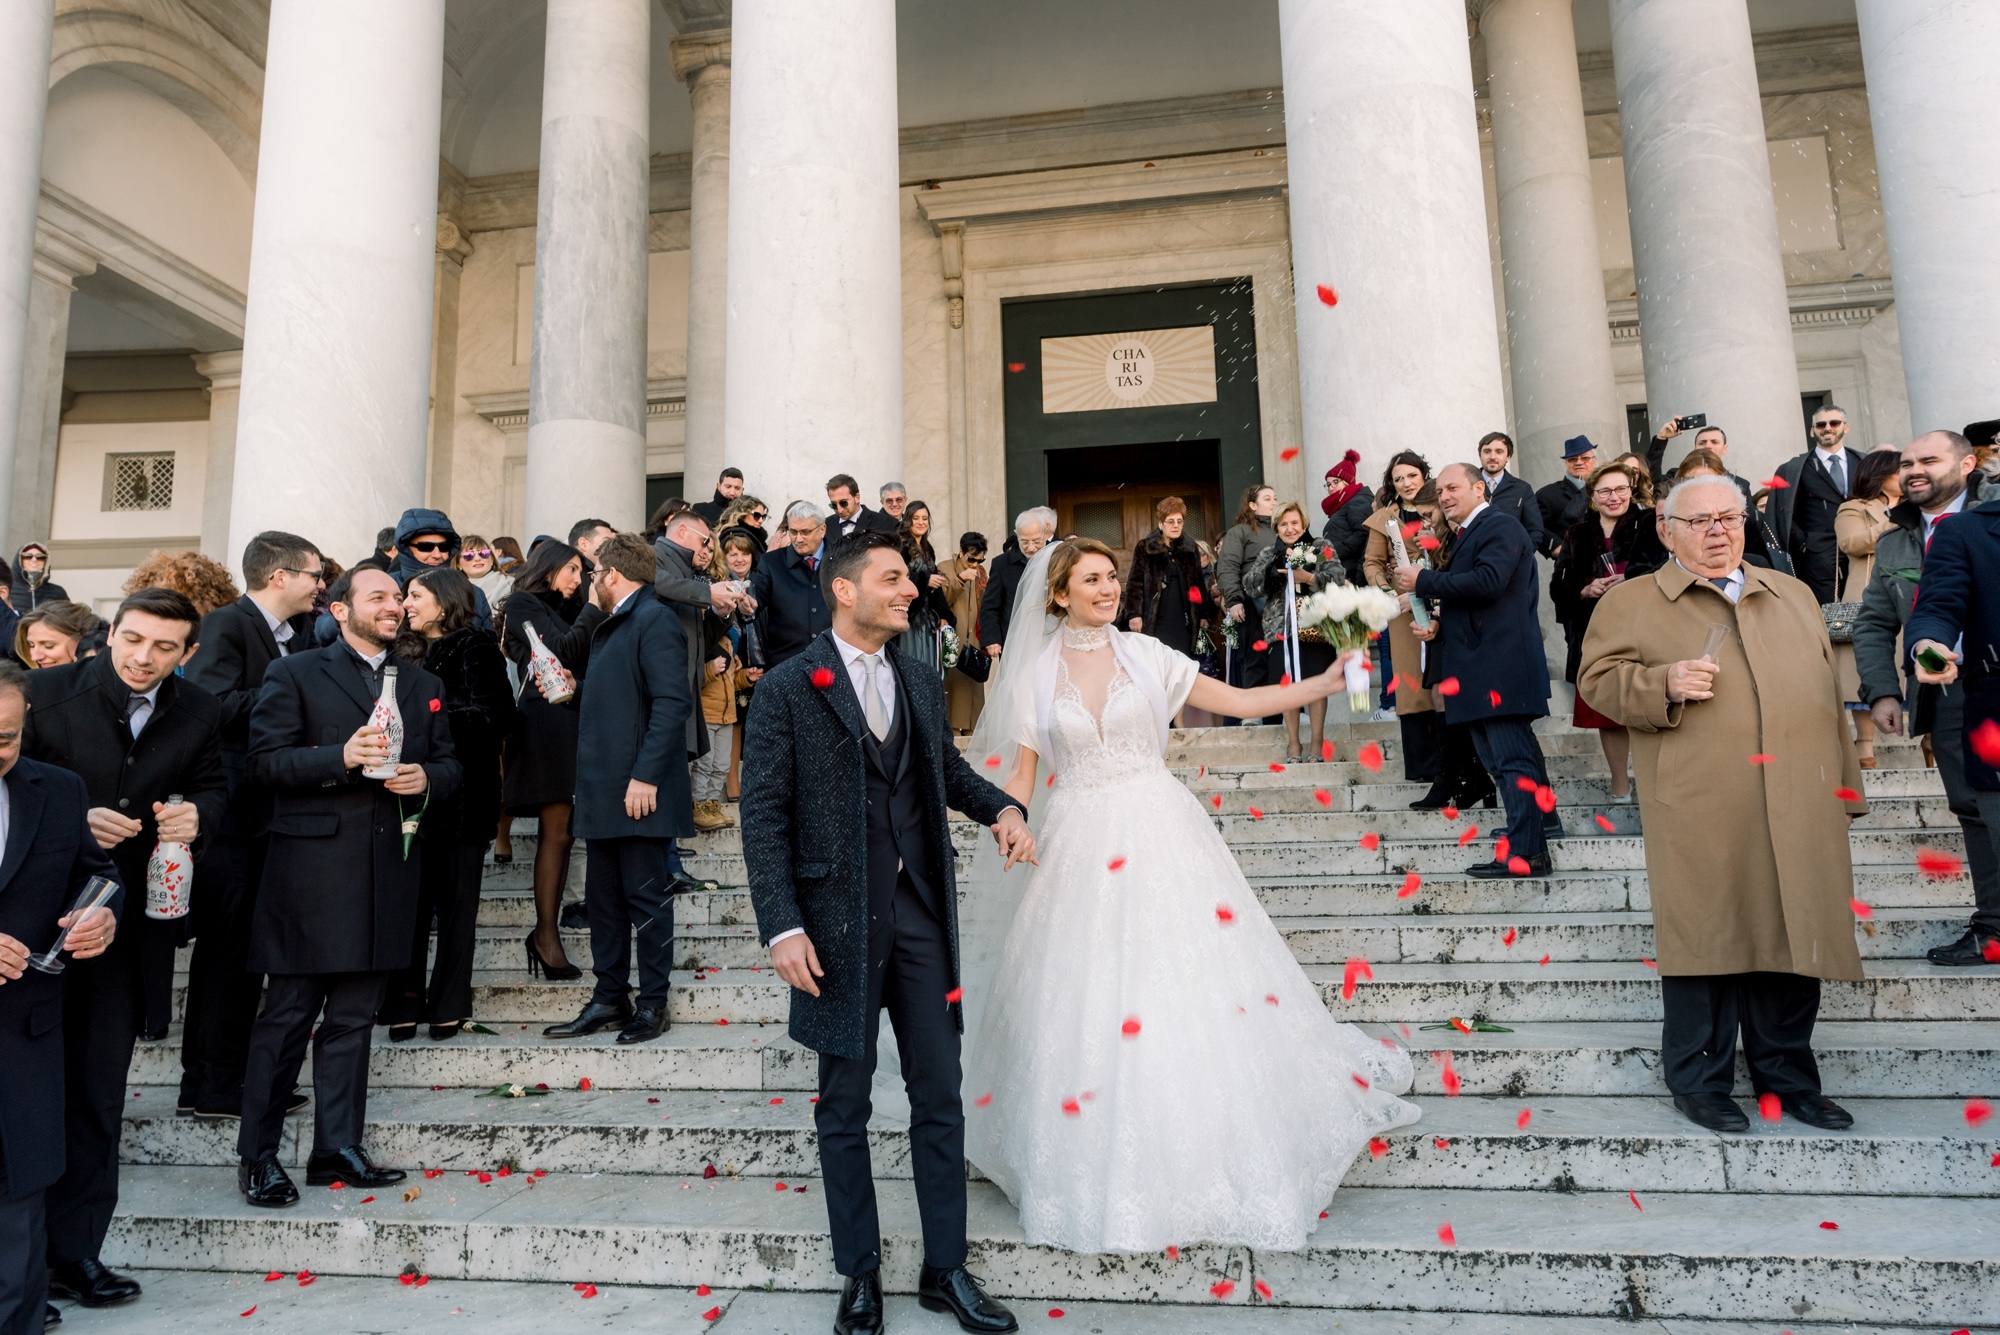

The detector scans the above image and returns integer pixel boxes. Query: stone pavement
[102,719,1999,1329]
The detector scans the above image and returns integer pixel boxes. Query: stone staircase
[107,719,1999,1328]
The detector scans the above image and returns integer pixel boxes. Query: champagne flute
[27,876,120,975]
[1700,623,1731,665]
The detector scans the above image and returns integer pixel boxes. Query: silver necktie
[860,654,890,741]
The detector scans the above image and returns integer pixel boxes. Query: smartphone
[1676,413,1708,432]
[1915,646,1950,673]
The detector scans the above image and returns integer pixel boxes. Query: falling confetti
[1515,777,1539,793]
[1971,718,2000,765]
[1458,826,1479,846]
[1322,739,1336,760]
[1399,872,1422,899]
[1749,753,1775,765]
[1265,994,1280,1006]
[1122,1016,1142,1038]
[1216,904,1237,924]
[1442,803,1460,820]
[1315,284,1338,306]
[1187,587,1203,604]
[1917,849,1965,879]
[1252,639,1268,652]
[1254,1279,1274,1301]
[1341,957,1373,1000]
[1062,1097,1081,1117]
[945,986,964,1003]
[1534,786,1557,814]
[1833,786,1861,802]
[1439,1051,1461,1096]
[1594,814,1616,832]
[1352,1073,1371,1089]
[1967,1098,1993,1127]
[1314,789,1333,807]
[1369,1137,1389,1158]
[1360,832,1380,850]
[1280,447,1302,462]
[1489,690,1503,707]
[1849,898,1873,920]
[1762,474,1790,489]
[1106,857,1127,872]
[974,1092,993,1107]
[1629,1190,1643,1211]
[1358,742,1384,772]
[1210,1279,1236,1300]
[1006,362,1025,373]
[1495,836,1510,863]
[1437,1222,1457,1248]
[810,666,836,689]
[1501,927,1516,947]
[1419,535,1441,551]
[1507,856,1531,876]
[984,754,1002,770]
[1436,677,1460,696]
[1279,673,1291,687]
[1211,794,1223,809]
[1516,1108,1532,1128]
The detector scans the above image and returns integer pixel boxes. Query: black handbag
[733,610,767,669]
[954,638,990,683]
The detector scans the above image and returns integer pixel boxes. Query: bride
[957,536,1420,1255]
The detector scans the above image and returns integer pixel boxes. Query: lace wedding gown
[964,625,1420,1254]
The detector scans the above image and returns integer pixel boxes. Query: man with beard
[235,568,459,1206]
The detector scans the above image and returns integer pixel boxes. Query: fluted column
[726,0,903,513]
[0,1,55,553]
[1857,0,2000,435]
[525,0,652,540]
[195,350,243,560]
[1611,0,1801,483]
[673,29,731,503]
[228,0,446,571]
[1481,0,1623,486]
[1279,0,1506,485]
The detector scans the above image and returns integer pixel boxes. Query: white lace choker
[1060,621,1112,650]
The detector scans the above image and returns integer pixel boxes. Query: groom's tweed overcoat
[742,631,1018,1059]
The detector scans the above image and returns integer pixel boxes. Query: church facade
[1,0,1985,605]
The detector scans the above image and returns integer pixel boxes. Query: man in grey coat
[1854,431,1994,965]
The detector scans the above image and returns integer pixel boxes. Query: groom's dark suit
[742,631,1020,1278]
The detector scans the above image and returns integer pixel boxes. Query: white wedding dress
[960,617,1421,1255]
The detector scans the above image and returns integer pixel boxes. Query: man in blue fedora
[1536,435,1600,559]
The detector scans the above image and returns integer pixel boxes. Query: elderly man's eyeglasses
[1668,512,1747,532]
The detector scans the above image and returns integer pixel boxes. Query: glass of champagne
[28,876,120,975]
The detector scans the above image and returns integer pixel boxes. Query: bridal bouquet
[940,623,962,674]
[1297,584,1400,711]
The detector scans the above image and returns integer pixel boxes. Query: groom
[742,529,1035,1335]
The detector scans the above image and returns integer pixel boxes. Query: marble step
[114,1087,1998,1199]
[1272,908,1965,964]
[100,1168,2000,1324]
[1225,830,1965,877]
[1204,797,1947,836]
[128,1018,1995,1103]
[1249,866,1974,915]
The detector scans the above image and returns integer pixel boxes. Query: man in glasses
[388,508,493,631]
[10,543,68,610]
[1578,474,1866,1136]
[180,532,324,1121]
[1770,405,1866,604]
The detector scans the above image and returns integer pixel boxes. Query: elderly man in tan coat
[1579,474,1867,1135]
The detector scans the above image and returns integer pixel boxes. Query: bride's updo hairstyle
[1046,537,1120,616]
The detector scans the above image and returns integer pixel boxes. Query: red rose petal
[770,1097,785,1105]
[774,1182,788,1192]
[424,1169,443,1178]
[1216,903,1236,923]
[1360,832,1380,850]
[1749,753,1775,765]
[1516,1107,1532,1128]
[1629,1190,1643,1211]
[298,1273,316,1287]
[1457,825,1478,846]
[1534,785,1557,813]
[1442,803,1460,820]
[1369,1137,1389,1158]
[1210,1279,1236,1300]
[1122,1016,1142,1038]
[1357,742,1384,772]
[697,1284,712,1296]
[360,1195,375,1203]
[1341,956,1373,1000]
[1265,994,1280,1006]
[477,1172,492,1183]
[1971,718,2000,765]
[945,986,964,1003]
[810,666,835,689]
[975,1092,993,1107]
[328,1181,346,1190]
[1352,1072,1371,1089]
[702,1306,721,1320]
[240,1307,256,1317]
[703,1164,718,1179]
[1763,474,1790,489]
[1321,739,1336,760]
[1280,447,1302,462]
[1047,773,1056,787]
[1166,1245,1180,1260]
[1967,1098,1993,1126]
[1515,777,1539,793]
[1314,789,1332,807]
[1279,673,1291,687]
[1255,1279,1274,1301]
[1758,1092,1782,1121]
[1495,836,1510,863]
[1399,872,1422,899]
[1401,519,1423,539]
[1501,927,1516,947]
[1248,806,1265,820]
[1641,957,1657,969]
[1434,1137,1451,1150]
[264,1272,281,1282]
[715,1018,729,1025]
[1269,762,1285,773]
[1211,794,1223,809]
[1006,362,1025,373]
[1489,690,1503,707]
[1834,786,1861,802]
[1251,639,1268,652]
[984,754,1002,770]
[1418,535,1441,551]
[1450,1017,1473,1034]
[400,1274,415,1286]
[1061,1097,1081,1116]
[1819,1221,1839,1230]
[1986,940,2000,964]
[1436,677,1460,696]
[1507,856,1531,876]
[1849,898,1873,920]
[648,1097,659,1104]
[1187,587,1203,604]
[1538,954,1550,966]
[1439,1051,1461,1096]
[1315,284,1338,306]
[1438,1222,1457,1247]
[1918,848,1965,878]
[1049,1309,1065,1319]
[497,1166,512,1177]
[1594,814,1616,832]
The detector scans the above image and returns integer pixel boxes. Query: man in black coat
[23,588,226,1310]
[978,508,1054,659]
[0,662,119,1335]
[1396,464,1555,878]
[236,567,459,1207]
[1769,404,1865,604]
[179,531,322,1120]
[826,473,899,539]
[743,530,1034,1335]
[1535,435,1598,559]
[751,503,832,670]
[541,534,696,1046]
[1475,431,1547,555]
[690,467,744,527]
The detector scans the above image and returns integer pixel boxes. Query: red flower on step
[1360,832,1379,850]
[1629,1190,1643,1211]
[1210,1279,1236,1300]
[1458,826,1479,846]
[1501,927,1516,947]
[1438,1051,1461,1096]
[1254,1279,1274,1301]
[1918,848,1965,878]
[1358,742,1384,772]
[1516,1108,1531,1128]
[1594,814,1616,832]
[1437,1222,1457,1247]
[1449,1017,1473,1034]
[1314,789,1332,807]
[1399,872,1422,899]
[810,666,835,689]
[1967,1098,1993,1127]
[1341,957,1373,1000]
[1315,284,1338,306]
[1369,1137,1389,1158]
[1122,1016,1142,1038]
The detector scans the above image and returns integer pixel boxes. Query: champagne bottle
[144,791,192,920]
[361,665,404,779]
[524,622,574,703]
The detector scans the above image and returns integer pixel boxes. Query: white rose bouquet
[1297,584,1400,711]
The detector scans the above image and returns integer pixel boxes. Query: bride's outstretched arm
[1002,746,1039,809]
[1185,649,1360,720]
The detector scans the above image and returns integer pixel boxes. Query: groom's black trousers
[815,869,966,1277]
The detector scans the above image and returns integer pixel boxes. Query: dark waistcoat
[861,673,940,929]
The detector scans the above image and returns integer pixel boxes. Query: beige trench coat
[940,556,985,731]
[1361,505,1440,715]
[1577,562,1866,981]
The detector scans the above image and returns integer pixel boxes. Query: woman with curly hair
[123,549,241,615]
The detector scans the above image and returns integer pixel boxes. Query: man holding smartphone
[1897,431,2000,965]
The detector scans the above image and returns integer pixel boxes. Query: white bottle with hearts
[145,791,192,920]
[361,665,404,780]
[523,622,573,703]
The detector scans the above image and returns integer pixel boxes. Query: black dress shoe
[1673,1092,1749,1132]
[1927,928,2000,967]
[834,1271,885,1335]
[667,872,714,896]
[919,1265,1017,1333]
[305,1145,406,1188]
[1778,1091,1854,1130]
[48,1258,142,1307]
[284,1090,310,1116]
[239,1156,299,1207]
[43,1302,58,1329]
[558,900,590,930]
[616,1006,668,1044]
[1465,853,1552,879]
[543,998,633,1038]
[138,1024,169,1043]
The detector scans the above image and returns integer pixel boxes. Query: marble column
[726,0,904,513]
[10,234,94,551]
[1610,0,1801,484]
[1480,0,1624,486]
[0,2,55,553]
[673,29,731,505]
[195,349,243,561]
[427,213,472,509]
[1857,0,2000,436]
[1278,0,1506,485]
[228,0,446,571]
[525,0,651,540]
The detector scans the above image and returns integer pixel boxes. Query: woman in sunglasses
[11,542,67,609]
[457,533,514,614]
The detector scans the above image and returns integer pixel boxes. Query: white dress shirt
[1815,444,1848,495]
[1677,560,1744,604]
[1455,500,1492,535]
[255,599,295,655]
[831,630,896,731]
[125,681,164,738]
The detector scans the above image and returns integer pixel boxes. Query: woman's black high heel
[525,930,582,982]
[429,1020,464,1041]
[1457,781,1498,810]
[1409,779,1455,810]
[387,1023,417,1043]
